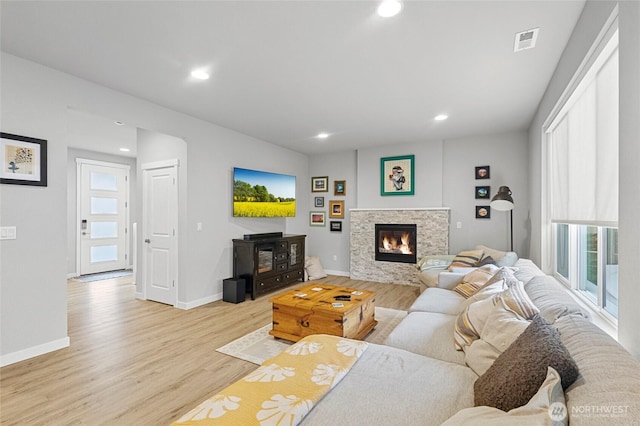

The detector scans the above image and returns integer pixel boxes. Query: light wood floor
[0,275,419,425]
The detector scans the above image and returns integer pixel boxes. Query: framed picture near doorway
[0,132,48,186]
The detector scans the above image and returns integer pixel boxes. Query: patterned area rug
[216,307,408,365]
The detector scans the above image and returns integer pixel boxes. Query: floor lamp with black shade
[490,186,514,251]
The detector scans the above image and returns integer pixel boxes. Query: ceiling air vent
[514,28,539,52]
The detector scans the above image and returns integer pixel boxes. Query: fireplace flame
[382,236,390,250]
[401,232,411,253]
[380,232,412,255]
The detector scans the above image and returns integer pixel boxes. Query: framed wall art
[314,196,325,208]
[334,180,346,196]
[0,132,48,186]
[330,221,342,232]
[329,200,344,218]
[475,186,490,199]
[475,205,491,219]
[381,154,414,196]
[311,176,329,192]
[310,211,326,226]
[475,166,490,180]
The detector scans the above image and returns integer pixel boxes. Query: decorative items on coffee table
[269,284,377,342]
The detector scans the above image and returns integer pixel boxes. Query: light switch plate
[0,226,17,240]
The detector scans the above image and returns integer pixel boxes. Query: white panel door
[78,160,129,275]
[142,162,177,305]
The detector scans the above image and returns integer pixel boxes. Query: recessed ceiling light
[114,121,124,126]
[377,0,402,17]
[190,69,210,80]
[119,148,130,152]
[434,114,448,121]
[317,133,330,139]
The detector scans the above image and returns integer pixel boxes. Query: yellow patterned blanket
[173,334,368,426]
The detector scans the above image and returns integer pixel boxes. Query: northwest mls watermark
[572,405,630,418]
[550,403,630,420]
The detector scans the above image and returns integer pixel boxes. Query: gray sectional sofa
[180,256,640,425]
[302,258,640,425]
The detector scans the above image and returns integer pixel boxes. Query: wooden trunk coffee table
[269,284,377,342]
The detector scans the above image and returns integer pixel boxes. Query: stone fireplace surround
[350,208,450,286]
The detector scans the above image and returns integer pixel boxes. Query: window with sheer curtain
[547,29,619,319]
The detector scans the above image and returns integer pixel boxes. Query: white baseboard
[176,292,222,310]
[1,336,70,367]
[135,292,222,309]
[324,269,350,277]
[67,272,78,279]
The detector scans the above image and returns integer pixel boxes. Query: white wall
[617,0,640,359]
[356,140,444,209]
[528,0,640,359]
[307,150,357,274]
[308,136,530,275]
[0,53,308,364]
[443,132,529,255]
[66,148,137,277]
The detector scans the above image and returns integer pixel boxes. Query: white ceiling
[0,1,585,155]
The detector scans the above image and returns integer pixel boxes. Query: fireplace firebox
[374,224,417,264]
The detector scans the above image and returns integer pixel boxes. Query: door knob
[144,239,151,244]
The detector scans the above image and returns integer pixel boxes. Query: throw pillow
[500,280,539,319]
[448,249,484,271]
[483,267,519,289]
[476,245,507,261]
[454,296,496,350]
[417,256,452,271]
[305,256,327,280]
[474,315,580,412]
[477,256,496,266]
[453,265,500,298]
[455,282,538,351]
[464,300,530,376]
[442,367,568,426]
[459,279,507,311]
[476,245,519,267]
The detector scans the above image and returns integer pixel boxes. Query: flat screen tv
[233,167,296,217]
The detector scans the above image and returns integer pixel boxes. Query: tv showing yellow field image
[233,167,296,217]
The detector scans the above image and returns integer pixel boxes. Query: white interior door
[142,160,178,305]
[78,159,130,275]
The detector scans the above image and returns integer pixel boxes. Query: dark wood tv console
[232,234,306,300]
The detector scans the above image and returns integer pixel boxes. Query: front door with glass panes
[78,159,129,275]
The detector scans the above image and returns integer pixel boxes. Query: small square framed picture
[475,206,491,219]
[329,200,345,218]
[475,186,490,199]
[314,196,324,208]
[475,166,490,180]
[310,211,326,226]
[330,221,342,232]
[334,180,346,196]
[311,176,329,192]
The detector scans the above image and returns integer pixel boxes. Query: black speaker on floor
[223,278,246,304]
